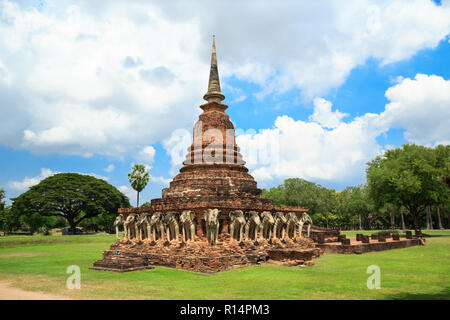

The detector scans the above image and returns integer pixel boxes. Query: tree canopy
[262,178,338,227]
[366,144,449,228]
[11,173,130,234]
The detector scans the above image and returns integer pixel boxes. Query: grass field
[0,230,449,300]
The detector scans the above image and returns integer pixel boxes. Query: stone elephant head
[273,212,287,239]
[114,214,125,227]
[180,210,196,224]
[260,211,275,239]
[245,211,261,241]
[203,209,220,245]
[114,214,125,240]
[180,210,196,242]
[286,212,300,239]
[124,213,138,240]
[164,211,179,241]
[149,212,165,241]
[136,212,151,241]
[229,210,246,242]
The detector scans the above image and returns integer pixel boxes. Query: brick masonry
[316,236,424,254]
[92,234,321,273]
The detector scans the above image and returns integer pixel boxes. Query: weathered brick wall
[317,238,424,254]
[92,234,320,273]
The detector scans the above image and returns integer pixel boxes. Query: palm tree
[128,164,150,207]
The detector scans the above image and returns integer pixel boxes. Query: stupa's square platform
[316,236,424,254]
[92,235,321,273]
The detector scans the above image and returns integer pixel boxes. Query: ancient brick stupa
[92,37,324,273]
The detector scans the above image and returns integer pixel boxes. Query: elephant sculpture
[245,211,261,241]
[149,212,165,241]
[180,210,196,242]
[114,214,125,240]
[285,212,300,239]
[273,212,287,240]
[124,213,138,240]
[229,210,246,242]
[203,208,220,245]
[260,211,275,239]
[164,212,179,242]
[136,212,151,241]
[300,213,313,237]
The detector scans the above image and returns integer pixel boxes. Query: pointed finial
[203,35,225,103]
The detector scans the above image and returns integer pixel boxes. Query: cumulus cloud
[0,0,205,159]
[237,112,387,185]
[7,168,110,191]
[103,164,115,173]
[119,185,136,205]
[309,98,349,129]
[8,168,56,191]
[235,74,450,186]
[151,176,171,185]
[136,146,156,165]
[1,0,449,161]
[380,74,450,145]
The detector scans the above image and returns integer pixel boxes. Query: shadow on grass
[383,287,450,300]
[422,234,449,238]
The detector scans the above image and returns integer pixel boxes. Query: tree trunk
[411,207,419,230]
[448,212,450,229]
[436,207,443,229]
[68,218,77,235]
[137,191,140,207]
[358,214,362,230]
[390,212,395,229]
[428,206,433,230]
[400,208,406,231]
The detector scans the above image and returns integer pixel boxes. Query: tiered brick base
[316,236,425,254]
[91,234,321,273]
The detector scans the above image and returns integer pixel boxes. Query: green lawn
[0,230,449,300]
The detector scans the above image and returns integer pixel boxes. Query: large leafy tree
[337,185,375,230]
[128,164,150,207]
[262,178,337,227]
[1,190,21,235]
[0,206,20,235]
[11,173,130,234]
[366,144,449,229]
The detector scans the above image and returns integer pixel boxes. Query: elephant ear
[164,213,171,224]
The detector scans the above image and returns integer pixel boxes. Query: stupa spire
[203,35,225,103]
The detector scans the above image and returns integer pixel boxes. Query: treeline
[262,144,450,230]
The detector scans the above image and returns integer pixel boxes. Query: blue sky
[1,0,449,205]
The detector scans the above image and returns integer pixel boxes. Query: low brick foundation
[316,237,424,254]
[91,234,320,273]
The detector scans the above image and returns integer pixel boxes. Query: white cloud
[137,146,156,165]
[119,185,136,206]
[8,168,56,191]
[103,164,115,173]
[1,0,449,160]
[237,112,386,185]
[235,74,450,186]
[151,176,171,185]
[7,168,110,191]
[0,0,205,159]
[380,74,450,145]
[309,98,349,129]
[162,128,192,175]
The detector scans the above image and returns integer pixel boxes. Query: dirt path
[0,282,71,300]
